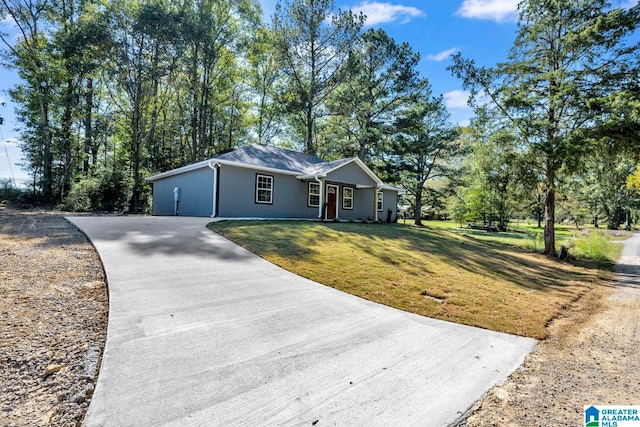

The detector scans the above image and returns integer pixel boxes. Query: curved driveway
[67,216,535,427]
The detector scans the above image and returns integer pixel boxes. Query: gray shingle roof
[216,144,324,173]
[147,144,394,190]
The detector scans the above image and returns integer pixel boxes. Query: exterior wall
[379,189,399,222]
[150,161,398,220]
[324,186,397,221]
[217,165,318,218]
[152,167,214,217]
[344,186,375,221]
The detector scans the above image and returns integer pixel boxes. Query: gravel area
[464,233,640,426]
[0,208,108,427]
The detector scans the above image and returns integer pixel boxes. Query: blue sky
[0,0,635,184]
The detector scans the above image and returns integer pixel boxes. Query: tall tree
[391,90,460,226]
[450,0,640,256]
[327,28,425,162]
[107,0,184,212]
[273,0,363,155]
[179,0,259,162]
[247,26,285,145]
[1,0,55,201]
[455,112,524,231]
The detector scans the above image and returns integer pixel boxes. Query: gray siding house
[147,144,399,221]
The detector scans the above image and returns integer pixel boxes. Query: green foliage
[0,179,36,206]
[572,231,613,262]
[64,167,132,212]
[325,28,425,162]
[449,0,640,256]
[453,110,528,230]
[273,0,364,155]
[390,89,461,225]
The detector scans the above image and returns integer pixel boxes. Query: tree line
[1,0,639,257]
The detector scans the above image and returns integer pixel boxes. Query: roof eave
[146,158,302,182]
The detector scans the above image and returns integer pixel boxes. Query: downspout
[314,176,324,220]
[208,161,219,218]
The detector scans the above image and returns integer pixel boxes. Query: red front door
[326,186,337,219]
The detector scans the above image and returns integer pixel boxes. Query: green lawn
[209,220,617,339]
[418,220,627,263]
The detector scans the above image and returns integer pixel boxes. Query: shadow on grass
[329,222,591,295]
[210,220,603,295]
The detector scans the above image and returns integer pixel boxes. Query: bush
[0,179,36,207]
[64,167,131,212]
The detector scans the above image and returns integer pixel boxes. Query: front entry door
[326,185,338,219]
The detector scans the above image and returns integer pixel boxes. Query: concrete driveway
[67,216,536,427]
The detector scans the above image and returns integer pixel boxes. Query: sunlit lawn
[208,220,617,339]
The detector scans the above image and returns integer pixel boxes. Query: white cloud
[444,90,471,109]
[427,47,458,61]
[351,1,425,26]
[456,0,519,23]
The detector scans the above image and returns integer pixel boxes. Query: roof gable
[297,157,383,186]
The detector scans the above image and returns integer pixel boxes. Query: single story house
[146,144,399,221]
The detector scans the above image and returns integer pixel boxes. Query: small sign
[585,406,640,427]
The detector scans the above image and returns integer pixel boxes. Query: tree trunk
[543,187,556,257]
[39,82,53,203]
[61,79,75,202]
[414,182,424,226]
[129,81,143,213]
[305,103,314,155]
[83,78,93,173]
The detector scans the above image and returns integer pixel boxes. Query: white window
[256,174,273,204]
[308,182,320,207]
[377,190,383,211]
[343,187,354,210]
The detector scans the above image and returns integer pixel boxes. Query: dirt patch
[0,208,108,426]
[464,239,640,426]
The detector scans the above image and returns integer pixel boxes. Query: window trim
[255,174,274,205]
[342,186,354,210]
[377,190,384,211]
[308,182,321,207]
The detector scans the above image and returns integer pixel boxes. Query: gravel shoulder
[0,208,108,426]
[464,233,640,426]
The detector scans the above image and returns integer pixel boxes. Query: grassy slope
[208,221,613,339]
[419,220,626,261]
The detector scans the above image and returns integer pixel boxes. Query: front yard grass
[208,220,615,339]
[420,220,628,262]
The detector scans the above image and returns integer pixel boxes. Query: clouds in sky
[456,0,519,22]
[444,90,471,110]
[427,48,458,62]
[351,1,425,26]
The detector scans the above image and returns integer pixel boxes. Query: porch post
[315,177,324,219]
[373,186,379,222]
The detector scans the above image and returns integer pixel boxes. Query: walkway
[67,216,536,427]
